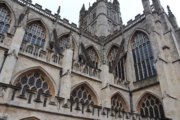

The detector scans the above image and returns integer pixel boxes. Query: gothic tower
[79,0,122,37]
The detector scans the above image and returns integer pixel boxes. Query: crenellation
[35,3,42,9]
[45,8,52,14]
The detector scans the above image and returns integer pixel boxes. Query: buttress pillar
[0,27,25,84]
[60,48,73,103]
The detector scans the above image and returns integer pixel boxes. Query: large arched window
[15,71,52,105]
[0,5,11,34]
[22,22,46,49]
[111,93,128,112]
[132,32,157,81]
[138,94,165,118]
[108,46,126,81]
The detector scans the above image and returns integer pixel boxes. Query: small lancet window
[22,22,46,49]
[132,32,157,81]
[0,5,11,34]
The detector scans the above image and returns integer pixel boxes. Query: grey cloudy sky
[33,0,179,26]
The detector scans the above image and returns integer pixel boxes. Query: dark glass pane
[81,86,84,91]
[145,107,149,117]
[28,77,35,86]
[142,61,147,78]
[147,59,152,77]
[159,105,165,118]
[142,102,145,107]
[31,36,36,46]
[41,40,45,48]
[36,38,41,46]
[83,92,87,99]
[143,44,148,59]
[136,48,141,62]
[36,79,42,88]
[140,108,144,116]
[88,95,91,100]
[21,76,27,84]
[147,42,153,57]
[146,100,150,107]
[34,73,40,78]
[2,24,9,34]
[43,82,48,90]
[21,85,29,96]
[154,105,160,118]
[139,45,144,61]
[0,22,4,32]
[27,34,32,42]
[135,65,139,81]
[78,90,82,98]
[80,99,84,103]
[132,50,137,63]
[150,106,154,117]
[155,99,160,105]
[151,99,155,106]
[72,91,76,97]
[23,33,27,41]
[138,64,143,80]
[151,58,157,75]
[16,83,21,87]
[37,89,43,100]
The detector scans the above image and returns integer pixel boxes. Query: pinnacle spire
[57,6,61,15]
[113,0,119,4]
[81,4,85,11]
[167,5,175,17]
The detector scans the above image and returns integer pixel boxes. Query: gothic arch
[106,43,119,57]
[111,91,129,111]
[128,28,150,48]
[71,81,99,105]
[58,32,78,55]
[11,66,56,97]
[20,117,40,120]
[135,91,165,118]
[27,18,50,40]
[85,44,101,63]
[0,1,16,26]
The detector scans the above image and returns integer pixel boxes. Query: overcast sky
[33,0,179,26]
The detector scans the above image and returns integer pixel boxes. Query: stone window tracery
[58,35,74,52]
[87,47,98,68]
[111,94,128,111]
[132,32,157,81]
[0,5,11,34]
[23,22,46,49]
[15,72,50,102]
[139,94,165,118]
[70,86,94,105]
[108,46,125,81]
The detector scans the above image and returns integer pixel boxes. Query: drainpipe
[0,51,8,73]
[57,70,63,97]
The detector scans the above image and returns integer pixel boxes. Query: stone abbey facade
[0,0,180,119]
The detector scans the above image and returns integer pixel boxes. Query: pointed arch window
[15,72,51,103]
[139,94,165,118]
[111,94,128,112]
[108,46,126,81]
[0,6,11,34]
[23,22,46,48]
[87,47,98,68]
[132,32,157,81]
[70,86,96,105]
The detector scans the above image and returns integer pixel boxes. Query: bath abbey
[0,0,180,119]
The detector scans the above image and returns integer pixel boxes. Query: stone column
[60,48,73,103]
[0,27,25,84]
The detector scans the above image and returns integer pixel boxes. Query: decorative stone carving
[101,45,107,65]
[8,49,18,59]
